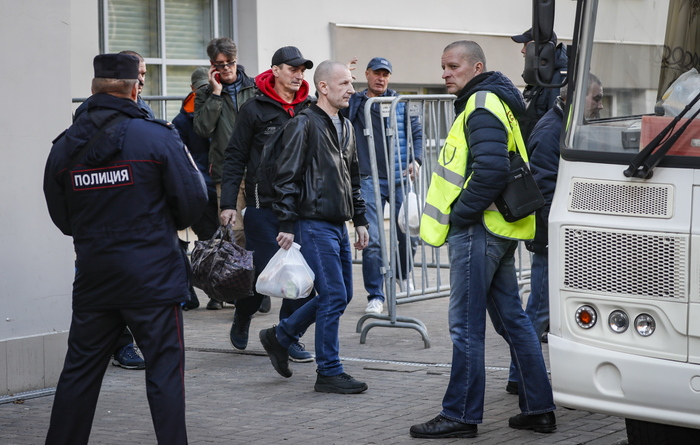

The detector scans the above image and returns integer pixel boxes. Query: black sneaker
[206,298,222,310]
[258,295,272,313]
[259,327,292,378]
[506,380,519,395]
[314,372,368,394]
[183,286,200,311]
[230,310,251,350]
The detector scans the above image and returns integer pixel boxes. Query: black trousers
[45,305,187,445]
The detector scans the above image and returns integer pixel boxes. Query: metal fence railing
[353,95,455,348]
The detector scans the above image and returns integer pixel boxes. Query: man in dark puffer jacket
[506,86,566,395]
[411,40,556,439]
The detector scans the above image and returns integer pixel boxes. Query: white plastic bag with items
[398,183,421,237]
[255,243,315,299]
[662,68,700,117]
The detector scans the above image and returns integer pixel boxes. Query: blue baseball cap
[366,57,392,73]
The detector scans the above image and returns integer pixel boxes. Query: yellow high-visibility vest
[420,91,535,247]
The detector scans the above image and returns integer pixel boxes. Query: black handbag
[190,224,255,303]
[494,101,545,222]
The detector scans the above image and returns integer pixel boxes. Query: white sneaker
[401,279,415,292]
[365,298,384,314]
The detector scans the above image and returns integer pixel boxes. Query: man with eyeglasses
[193,37,256,310]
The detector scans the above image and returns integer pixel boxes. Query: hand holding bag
[190,224,255,303]
[256,243,315,299]
[398,182,421,237]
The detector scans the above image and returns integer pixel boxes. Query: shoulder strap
[67,114,130,172]
[466,91,528,160]
[495,96,528,161]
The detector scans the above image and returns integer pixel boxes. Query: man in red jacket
[219,47,315,361]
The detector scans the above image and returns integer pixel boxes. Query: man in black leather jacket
[258,61,370,394]
[219,46,315,361]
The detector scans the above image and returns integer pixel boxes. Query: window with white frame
[100,0,236,120]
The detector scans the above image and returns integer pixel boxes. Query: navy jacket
[519,43,567,144]
[44,93,208,311]
[525,100,563,253]
[449,71,527,228]
[172,92,213,188]
[343,89,423,182]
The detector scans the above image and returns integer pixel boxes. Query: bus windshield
[566,0,700,159]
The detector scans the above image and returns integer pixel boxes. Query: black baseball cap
[271,46,313,69]
[511,28,558,44]
[93,53,140,79]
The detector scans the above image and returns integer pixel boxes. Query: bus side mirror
[523,41,556,85]
[533,0,556,43]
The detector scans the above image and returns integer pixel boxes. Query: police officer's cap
[93,53,140,79]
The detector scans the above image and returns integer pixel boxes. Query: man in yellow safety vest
[410,40,557,439]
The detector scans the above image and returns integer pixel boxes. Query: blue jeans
[361,176,418,302]
[508,250,550,382]
[275,219,353,376]
[243,207,314,322]
[441,223,555,424]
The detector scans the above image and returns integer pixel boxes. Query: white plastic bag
[398,183,421,237]
[255,243,315,299]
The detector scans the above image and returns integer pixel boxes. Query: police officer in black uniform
[43,53,208,445]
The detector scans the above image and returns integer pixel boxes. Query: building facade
[8,0,655,396]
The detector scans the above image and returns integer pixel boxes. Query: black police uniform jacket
[272,104,369,234]
[44,93,208,311]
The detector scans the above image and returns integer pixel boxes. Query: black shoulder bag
[494,102,545,222]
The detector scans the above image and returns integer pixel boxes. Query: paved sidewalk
[0,263,629,444]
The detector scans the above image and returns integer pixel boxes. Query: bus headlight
[575,305,597,329]
[634,314,656,337]
[608,310,629,333]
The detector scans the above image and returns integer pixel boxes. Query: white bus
[532,0,700,442]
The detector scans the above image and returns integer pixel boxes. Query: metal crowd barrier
[353,94,534,348]
[354,94,456,348]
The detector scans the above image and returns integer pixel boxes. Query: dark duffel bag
[190,224,254,303]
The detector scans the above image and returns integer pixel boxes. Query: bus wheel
[626,418,700,444]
